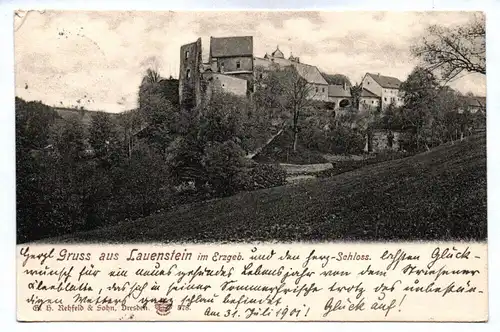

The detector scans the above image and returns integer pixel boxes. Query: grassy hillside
[53,133,486,243]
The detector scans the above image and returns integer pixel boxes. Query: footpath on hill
[53,133,486,244]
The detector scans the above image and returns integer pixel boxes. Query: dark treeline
[16,72,290,243]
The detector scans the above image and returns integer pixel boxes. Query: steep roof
[328,85,351,97]
[467,96,486,108]
[254,56,327,85]
[210,36,253,58]
[367,73,402,89]
[292,62,328,85]
[360,88,379,98]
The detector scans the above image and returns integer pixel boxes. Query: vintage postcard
[14,10,487,322]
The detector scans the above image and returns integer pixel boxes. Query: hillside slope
[55,133,487,243]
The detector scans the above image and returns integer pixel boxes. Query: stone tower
[179,38,203,109]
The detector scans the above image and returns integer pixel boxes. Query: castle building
[254,46,329,102]
[179,38,332,107]
[179,36,253,107]
[179,38,204,108]
[208,36,254,81]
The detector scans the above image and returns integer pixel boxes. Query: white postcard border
[2,0,499,332]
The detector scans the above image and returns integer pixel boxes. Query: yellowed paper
[17,242,487,322]
[14,10,487,323]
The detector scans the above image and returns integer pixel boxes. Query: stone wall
[211,56,253,73]
[365,130,401,152]
[309,83,329,101]
[179,38,203,108]
[204,72,248,97]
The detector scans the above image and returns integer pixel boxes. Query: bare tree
[274,66,315,152]
[411,14,485,83]
[143,68,162,85]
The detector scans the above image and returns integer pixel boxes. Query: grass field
[53,133,487,244]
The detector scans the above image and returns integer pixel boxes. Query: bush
[202,140,247,196]
[236,163,287,191]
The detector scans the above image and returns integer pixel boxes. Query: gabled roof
[254,56,327,85]
[360,88,379,98]
[467,96,486,108]
[366,73,402,89]
[210,36,253,58]
[328,85,351,98]
[291,62,328,85]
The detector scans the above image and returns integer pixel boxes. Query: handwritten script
[17,243,487,321]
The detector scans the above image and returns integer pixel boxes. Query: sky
[14,10,486,113]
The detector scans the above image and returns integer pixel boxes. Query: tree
[117,109,145,159]
[15,97,59,153]
[159,78,180,107]
[435,86,471,142]
[89,111,123,166]
[380,101,403,130]
[350,83,363,109]
[399,67,440,151]
[268,66,315,152]
[51,116,87,161]
[169,92,248,196]
[137,68,178,157]
[412,14,485,83]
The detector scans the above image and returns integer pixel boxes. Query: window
[186,69,191,79]
[322,87,325,93]
[384,97,387,101]
[236,60,241,69]
[371,100,374,104]
[185,50,189,59]
[315,87,318,93]
[259,73,263,79]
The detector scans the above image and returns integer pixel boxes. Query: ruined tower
[179,38,203,109]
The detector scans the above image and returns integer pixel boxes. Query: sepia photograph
[15,11,487,245]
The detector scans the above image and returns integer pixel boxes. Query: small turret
[289,53,300,63]
[271,45,284,58]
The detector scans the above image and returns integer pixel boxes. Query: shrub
[202,140,247,196]
[236,163,287,191]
